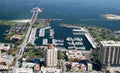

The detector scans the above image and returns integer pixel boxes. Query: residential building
[99,40,120,66]
[45,44,57,67]
[0,43,10,51]
[66,49,91,62]
[0,50,1,62]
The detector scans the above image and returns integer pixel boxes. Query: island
[103,14,120,20]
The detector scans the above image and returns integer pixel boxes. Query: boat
[43,39,48,45]
[66,37,72,41]
[49,29,54,38]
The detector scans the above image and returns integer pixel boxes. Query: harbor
[35,21,95,50]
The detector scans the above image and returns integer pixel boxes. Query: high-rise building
[45,44,57,67]
[99,40,120,66]
[0,50,1,62]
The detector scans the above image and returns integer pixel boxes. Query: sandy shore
[104,14,120,20]
[11,19,30,23]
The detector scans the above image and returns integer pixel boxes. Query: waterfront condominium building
[0,50,1,62]
[45,44,57,67]
[99,40,120,66]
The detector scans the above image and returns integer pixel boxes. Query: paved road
[15,7,42,68]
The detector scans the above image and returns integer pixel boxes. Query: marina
[73,28,86,35]
[52,39,64,47]
[49,29,54,38]
[39,26,51,37]
[66,37,83,41]
[35,22,95,50]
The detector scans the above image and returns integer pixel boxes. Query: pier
[15,7,42,68]
[84,29,96,49]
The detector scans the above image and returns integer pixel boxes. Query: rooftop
[100,40,120,46]
[1,55,14,65]
[41,67,61,73]
[15,68,33,73]
[66,49,91,61]
[48,44,54,49]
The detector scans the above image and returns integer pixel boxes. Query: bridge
[15,7,42,68]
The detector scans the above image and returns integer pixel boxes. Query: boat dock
[52,39,64,46]
[72,27,96,49]
[39,26,51,37]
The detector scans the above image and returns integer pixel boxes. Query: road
[15,7,42,68]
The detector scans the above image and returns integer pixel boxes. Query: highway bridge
[15,7,42,68]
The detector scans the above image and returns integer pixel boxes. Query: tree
[58,51,64,60]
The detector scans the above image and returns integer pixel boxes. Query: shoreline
[0,19,30,26]
[11,19,30,23]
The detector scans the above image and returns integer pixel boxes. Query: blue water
[0,0,120,30]
[35,20,93,50]
[0,0,120,44]
[0,25,10,43]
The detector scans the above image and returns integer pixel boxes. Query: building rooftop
[14,68,33,73]
[0,65,8,70]
[66,49,91,61]
[48,44,54,49]
[106,67,120,73]
[22,62,36,68]
[0,43,10,51]
[41,67,61,73]
[100,40,120,46]
[1,55,14,65]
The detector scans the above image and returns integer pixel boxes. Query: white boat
[39,28,45,37]
[74,42,83,45]
[49,29,54,38]
[43,39,48,45]
[73,29,86,35]
[66,37,72,41]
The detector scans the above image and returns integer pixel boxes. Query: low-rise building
[1,55,14,66]
[0,43,10,51]
[14,68,33,73]
[10,35,22,40]
[66,49,91,62]
[105,65,120,73]
[41,67,61,73]
[22,62,36,68]
[66,61,93,72]
[0,65,9,71]
[34,64,40,72]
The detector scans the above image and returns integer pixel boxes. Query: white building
[14,68,33,73]
[1,55,14,66]
[45,44,57,67]
[99,40,120,66]
[0,43,10,51]
[41,67,61,73]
